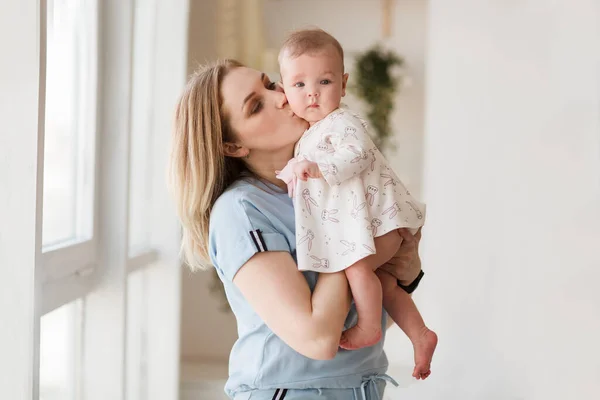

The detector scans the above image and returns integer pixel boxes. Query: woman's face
[221,67,308,155]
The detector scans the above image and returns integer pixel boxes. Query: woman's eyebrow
[241,73,266,110]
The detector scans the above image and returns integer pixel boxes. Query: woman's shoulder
[210,178,294,242]
[209,179,294,279]
[212,179,285,219]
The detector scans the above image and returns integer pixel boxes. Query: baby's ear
[341,73,350,97]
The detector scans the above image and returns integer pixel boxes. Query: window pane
[126,268,148,400]
[43,0,97,248]
[39,301,80,400]
[129,0,156,255]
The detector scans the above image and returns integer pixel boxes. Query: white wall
[405,1,600,399]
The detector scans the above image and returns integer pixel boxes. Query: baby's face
[280,47,348,125]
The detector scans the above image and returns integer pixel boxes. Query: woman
[169,59,425,400]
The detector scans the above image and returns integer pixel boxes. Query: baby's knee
[345,261,374,280]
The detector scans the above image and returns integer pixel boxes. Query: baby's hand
[293,160,322,181]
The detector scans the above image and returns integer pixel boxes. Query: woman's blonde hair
[169,59,247,271]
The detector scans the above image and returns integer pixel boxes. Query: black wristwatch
[397,270,425,294]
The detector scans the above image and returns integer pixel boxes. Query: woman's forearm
[234,252,351,360]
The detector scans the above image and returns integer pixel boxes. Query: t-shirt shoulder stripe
[249,229,267,252]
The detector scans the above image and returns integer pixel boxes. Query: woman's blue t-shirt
[209,179,389,398]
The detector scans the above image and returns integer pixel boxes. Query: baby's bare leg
[340,231,403,350]
[339,262,383,350]
[378,270,438,380]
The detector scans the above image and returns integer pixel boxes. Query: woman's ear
[223,142,249,158]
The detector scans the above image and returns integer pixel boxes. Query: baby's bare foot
[339,325,382,350]
[412,327,438,380]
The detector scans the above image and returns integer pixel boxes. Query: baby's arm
[310,116,375,186]
[292,159,322,181]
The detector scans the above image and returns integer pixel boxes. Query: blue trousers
[233,374,397,400]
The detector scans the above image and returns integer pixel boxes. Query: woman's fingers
[397,227,423,246]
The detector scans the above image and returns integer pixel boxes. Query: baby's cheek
[286,95,302,111]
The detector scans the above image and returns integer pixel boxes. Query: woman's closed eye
[250,99,263,115]
[249,81,277,115]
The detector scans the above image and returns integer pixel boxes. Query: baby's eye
[294,82,305,88]
[320,79,331,85]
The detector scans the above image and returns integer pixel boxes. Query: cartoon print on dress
[381,173,398,187]
[362,244,375,253]
[348,146,369,163]
[321,209,339,222]
[298,229,315,250]
[344,126,358,139]
[368,150,377,172]
[365,185,379,206]
[405,200,424,220]
[316,136,335,153]
[350,194,367,219]
[382,202,402,219]
[301,189,318,215]
[365,218,382,236]
[318,163,338,177]
[310,255,329,269]
[331,110,344,120]
[340,240,356,256]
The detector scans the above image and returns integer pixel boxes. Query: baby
[275,29,437,380]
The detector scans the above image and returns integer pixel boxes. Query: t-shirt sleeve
[209,191,291,282]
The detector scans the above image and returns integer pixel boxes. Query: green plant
[351,45,404,150]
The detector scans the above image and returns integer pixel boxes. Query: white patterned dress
[288,107,427,273]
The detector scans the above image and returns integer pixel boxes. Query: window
[0,0,184,397]
[39,301,82,400]
[128,0,157,258]
[42,0,99,298]
[126,268,148,400]
[43,0,97,249]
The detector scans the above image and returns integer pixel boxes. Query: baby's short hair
[279,28,345,71]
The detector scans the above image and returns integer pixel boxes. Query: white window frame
[40,0,100,315]
[0,2,44,398]
[1,0,188,398]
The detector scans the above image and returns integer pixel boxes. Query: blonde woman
[169,59,425,400]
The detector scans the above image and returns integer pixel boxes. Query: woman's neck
[246,147,294,191]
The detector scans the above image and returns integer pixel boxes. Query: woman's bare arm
[233,251,351,360]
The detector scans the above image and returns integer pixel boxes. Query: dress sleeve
[209,192,291,282]
[309,114,375,186]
